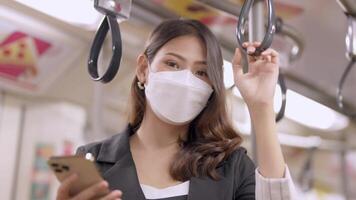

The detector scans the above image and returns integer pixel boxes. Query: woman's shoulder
[223,146,256,191]
[75,139,103,157]
[76,135,115,157]
[224,146,256,175]
[76,125,132,158]
[227,147,252,162]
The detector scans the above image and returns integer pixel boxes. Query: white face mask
[144,67,213,125]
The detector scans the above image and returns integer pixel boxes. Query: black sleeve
[234,149,256,200]
[75,146,86,156]
[75,141,102,157]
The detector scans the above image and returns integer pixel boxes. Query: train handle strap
[275,17,304,64]
[336,14,356,117]
[236,0,276,73]
[337,58,356,118]
[88,16,122,83]
[88,0,131,83]
[276,73,287,122]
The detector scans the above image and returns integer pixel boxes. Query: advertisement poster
[0,7,85,94]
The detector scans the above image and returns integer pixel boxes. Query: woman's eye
[196,70,208,77]
[166,61,179,69]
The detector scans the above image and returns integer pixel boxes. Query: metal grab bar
[336,0,356,17]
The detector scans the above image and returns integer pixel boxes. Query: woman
[57,19,296,200]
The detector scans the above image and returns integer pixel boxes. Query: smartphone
[47,154,108,196]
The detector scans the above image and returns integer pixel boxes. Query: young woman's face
[148,35,212,86]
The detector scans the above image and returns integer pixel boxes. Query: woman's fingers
[237,43,279,74]
[242,42,261,55]
[232,48,243,76]
[72,181,109,200]
[98,190,123,200]
[242,42,259,63]
[232,48,242,66]
[247,46,256,54]
[242,42,279,64]
[262,54,272,62]
[242,41,261,48]
[253,41,261,46]
[55,174,121,200]
[261,48,279,64]
[56,174,78,200]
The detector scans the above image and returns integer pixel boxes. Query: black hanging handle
[337,59,356,118]
[236,0,276,65]
[235,0,284,121]
[276,73,287,122]
[275,17,304,63]
[336,14,356,117]
[88,15,122,83]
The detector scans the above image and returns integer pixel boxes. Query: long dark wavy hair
[128,19,243,181]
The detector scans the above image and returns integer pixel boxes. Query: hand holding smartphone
[48,154,122,200]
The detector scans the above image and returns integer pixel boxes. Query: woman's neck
[132,104,188,151]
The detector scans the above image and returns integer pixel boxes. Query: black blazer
[76,125,256,200]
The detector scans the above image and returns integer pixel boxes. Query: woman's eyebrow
[165,52,207,65]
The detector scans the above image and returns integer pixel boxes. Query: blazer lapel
[95,124,229,200]
[96,125,146,200]
[103,153,146,200]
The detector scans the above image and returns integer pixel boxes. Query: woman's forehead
[157,35,207,61]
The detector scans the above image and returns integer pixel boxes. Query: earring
[137,81,145,90]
